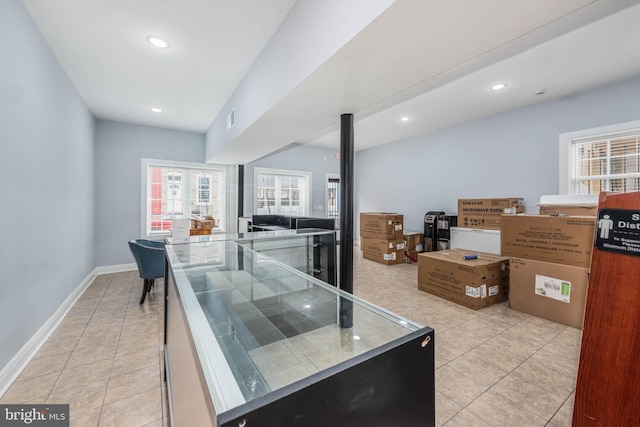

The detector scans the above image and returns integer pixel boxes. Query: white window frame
[254,167,312,216]
[166,170,184,213]
[141,159,235,239]
[559,119,640,194]
[326,173,340,219]
[197,173,212,205]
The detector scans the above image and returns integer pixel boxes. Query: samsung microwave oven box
[360,213,404,239]
[418,249,510,310]
[361,237,405,265]
[509,257,589,328]
[501,215,596,268]
[458,198,525,230]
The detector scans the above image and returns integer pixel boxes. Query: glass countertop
[165,239,422,415]
[165,228,336,246]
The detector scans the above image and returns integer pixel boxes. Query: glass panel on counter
[165,239,421,413]
[167,228,337,285]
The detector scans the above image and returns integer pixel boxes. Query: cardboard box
[538,204,598,216]
[537,194,598,216]
[509,257,589,328]
[458,198,525,230]
[404,231,424,251]
[403,231,424,263]
[417,249,510,309]
[360,213,404,239]
[405,251,420,263]
[196,219,215,229]
[190,228,211,236]
[361,237,405,265]
[501,215,596,268]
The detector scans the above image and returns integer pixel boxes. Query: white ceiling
[309,0,640,151]
[22,0,640,162]
[21,0,297,133]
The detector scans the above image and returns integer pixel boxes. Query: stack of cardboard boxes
[413,195,599,327]
[502,214,596,328]
[190,217,215,235]
[360,213,404,265]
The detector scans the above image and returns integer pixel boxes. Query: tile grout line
[44,275,112,406]
[438,314,571,426]
[95,273,165,426]
[95,272,129,426]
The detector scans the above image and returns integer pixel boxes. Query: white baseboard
[0,268,98,398]
[96,263,137,275]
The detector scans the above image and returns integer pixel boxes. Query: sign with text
[594,209,640,257]
[171,219,191,243]
[0,405,69,426]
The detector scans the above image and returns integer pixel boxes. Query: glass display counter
[164,237,434,427]
[166,228,337,285]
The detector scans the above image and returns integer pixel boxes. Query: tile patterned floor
[0,247,580,426]
[0,272,167,427]
[352,250,579,427]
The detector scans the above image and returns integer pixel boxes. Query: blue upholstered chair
[128,239,166,304]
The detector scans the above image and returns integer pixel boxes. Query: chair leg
[140,279,149,304]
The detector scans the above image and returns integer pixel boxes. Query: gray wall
[245,144,340,218]
[355,76,640,235]
[0,0,95,369]
[2,0,638,375]
[94,120,205,266]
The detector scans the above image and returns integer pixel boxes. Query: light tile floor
[0,248,580,426]
[353,251,579,427]
[0,272,167,427]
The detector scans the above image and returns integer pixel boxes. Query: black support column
[237,165,245,270]
[238,165,244,218]
[339,113,354,328]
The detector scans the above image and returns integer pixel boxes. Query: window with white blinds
[569,131,640,194]
[254,168,311,216]
[327,176,340,219]
[144,161,226,236]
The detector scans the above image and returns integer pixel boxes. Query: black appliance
[424,212,458,252]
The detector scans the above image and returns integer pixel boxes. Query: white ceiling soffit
[217,0,640,163]
[21,0,297,133]
[308,0,640,151]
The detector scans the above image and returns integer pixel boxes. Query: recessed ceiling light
[490,83,507,91]
[146,35,171,49]
[400,117,410,122]
[150,107,162,113]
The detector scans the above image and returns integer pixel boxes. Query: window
[326,175,340,219]
[165,171,183,213]
[197,173,211,205]
[560,120,640,194]
[254,168,311,216]
[143,160,226,236]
